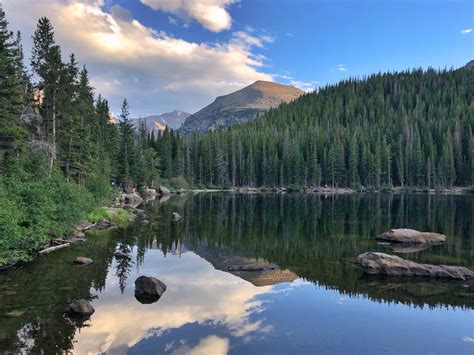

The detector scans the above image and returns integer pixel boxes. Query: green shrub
[0,173,96,265]
[169,176,190,190]
[108,209,131,228]
[85,174,113,204]
[86,207,109,223]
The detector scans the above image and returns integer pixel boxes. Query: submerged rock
[357,252,474,280]
[73,257,93,265]
[135,276,167,304]
[376,229,446,244]
[95,220,113,229]
[68,300,95,318]
[172,212,182,221]
[114,250,130,259]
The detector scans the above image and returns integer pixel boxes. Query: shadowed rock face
[357,252,474,280]
[376,229,446,244]
[180,81,304,133]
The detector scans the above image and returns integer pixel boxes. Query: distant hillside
[131,110,190,132]
[180,81,304,134]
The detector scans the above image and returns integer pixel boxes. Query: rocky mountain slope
[179,81,304,134]
[132,110,190,132]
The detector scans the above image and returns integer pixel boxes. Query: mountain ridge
[179,80,304,133]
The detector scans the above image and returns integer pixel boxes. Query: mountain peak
[180,81,304,133]
[464,60,474,70]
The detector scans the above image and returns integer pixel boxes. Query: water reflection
[73,249,279,354]
[0,193,473,354]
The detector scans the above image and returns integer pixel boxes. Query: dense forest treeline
[153,67,474,189]
[0,7,158,264]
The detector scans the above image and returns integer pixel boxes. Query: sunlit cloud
[140,0,236,32]
[460,28,472,35]
[2,0,273,116]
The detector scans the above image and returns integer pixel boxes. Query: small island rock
[135,276,167,303]
[68,300,95,318]
[376,229,446,244]
[357,252,474,280]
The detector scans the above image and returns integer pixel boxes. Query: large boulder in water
[376,229,446,244]
[135,276,167,304]
[68,300,95,318]
[357,252,474,280]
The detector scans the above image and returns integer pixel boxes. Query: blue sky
[3,0,473,116]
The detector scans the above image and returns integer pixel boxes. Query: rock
[123,192,143,205]
[77,221,95,232]
[73,257,93,265]
[68,300,95,318]
[141,219,150,225]
[135,276,167,304]
[172,212,182,221]
[143,187,157,198]
[357,252,474,280]
[380,242,442,254]
[376,229,446,244]
[158,186,171,196]
[228,263,279,272]
[95,220,113,229]
[114,250,130,258]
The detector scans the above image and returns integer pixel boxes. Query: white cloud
[168,16,178,26]
[460,28,472,35]
[337,64,347,72]
[232,31,274,48]
[274,73,318,92]
[140,0,235,32]
[2,0,272,116]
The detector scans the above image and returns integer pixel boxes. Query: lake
[0,193,473,354]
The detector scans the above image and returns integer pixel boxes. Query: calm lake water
[0,193,473,354]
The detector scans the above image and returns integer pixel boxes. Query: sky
[2,0,473,117]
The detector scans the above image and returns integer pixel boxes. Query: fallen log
[39,243,71,254]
